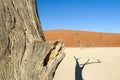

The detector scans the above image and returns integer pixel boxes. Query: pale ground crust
[53,47,120,80]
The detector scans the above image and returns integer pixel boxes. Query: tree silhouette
[74,57,101,80]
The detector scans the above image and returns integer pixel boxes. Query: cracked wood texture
[0,0,65,80]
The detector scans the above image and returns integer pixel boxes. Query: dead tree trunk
[0,0,65,80]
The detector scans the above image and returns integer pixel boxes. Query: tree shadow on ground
[74,57,101,80]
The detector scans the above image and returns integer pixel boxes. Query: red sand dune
[44,30,120,47]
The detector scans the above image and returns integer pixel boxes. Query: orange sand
[44,30,120,47]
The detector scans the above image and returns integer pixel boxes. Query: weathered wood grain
[0,0,65,80]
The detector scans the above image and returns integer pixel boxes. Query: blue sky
[37,0,120,33]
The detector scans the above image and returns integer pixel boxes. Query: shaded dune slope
[44,30,120,47]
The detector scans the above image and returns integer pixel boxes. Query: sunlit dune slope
[44,30,120,47]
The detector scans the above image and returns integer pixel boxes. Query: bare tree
[0,0,65,80]
[78,40,82,49]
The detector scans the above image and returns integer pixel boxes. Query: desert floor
[53,47,120,80]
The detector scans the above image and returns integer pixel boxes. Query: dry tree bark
[0,0,65,80]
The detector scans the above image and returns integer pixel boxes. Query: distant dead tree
[78,40,82,49]
[74,56,101,80]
